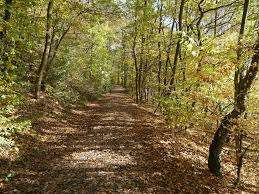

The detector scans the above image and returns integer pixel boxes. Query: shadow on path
[2,86,228,193]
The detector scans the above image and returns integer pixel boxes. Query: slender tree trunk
[141,48,149,101]
[164,18,175,86]
[214,0,218,37]
[41,28,56,92]
[196,0,205,73]
[157,2,163,93]
[132,33,139,103]
[121,34,128,88]
[139,35,145,102]
[117,63,120,84]
[40,10,85,91]
[35,0,54,98]
[169,0,185,91]
[42,26,70,88]
[123,63,128,88]
[208,0,259,176]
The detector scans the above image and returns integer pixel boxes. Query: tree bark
[41,26,71,91]
[169,0,185,91]
[157,2,163,93]
[121,32,128,88]
[164,18,175,86]
[139,34,145,102]
[208,109,242,176]
[40,9,87,91]
[132,32,139,103]
[208,0,258,176]
[196,0,205,73]
[213,0,218,37]
[208,39,258,175]
[35,0,54,98]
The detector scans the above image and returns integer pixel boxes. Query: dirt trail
[2,86,235,193]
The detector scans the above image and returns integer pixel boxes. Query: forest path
[2,86,224,193]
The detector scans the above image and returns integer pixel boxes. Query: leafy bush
[0,77,31,156]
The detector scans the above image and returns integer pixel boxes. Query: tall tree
[35,0,54,98]
[169,0,185,91]
[208,0,259,176]
[157,1,163,93]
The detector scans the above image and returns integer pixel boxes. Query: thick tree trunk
[208,0,255,176]
[35,0,53,98]
[208,36,258,176]
[208,109,242,176]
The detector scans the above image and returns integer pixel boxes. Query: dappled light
[59,150,135,169]
[1,0,258,193]
[1,87,257,192]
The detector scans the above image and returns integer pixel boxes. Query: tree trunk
[132,32,139,103]
[41,28,56,92]
[35,0,54,98]
[208,109,242,176]
[121,35,128,88]
[123,63,128,88]
[41,26,71,91]
[164,18,175,86]
[169,0,185,91]
[214,0,218,37]
[196,0,205,73]
[208,25,258,177]
[157,2,163,93]
[138,35,145,102]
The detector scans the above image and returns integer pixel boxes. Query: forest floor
[0,86,257,193]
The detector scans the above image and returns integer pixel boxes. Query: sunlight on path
[57,150,135,169]
[101,112,135,122]
[2,86,251,193]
